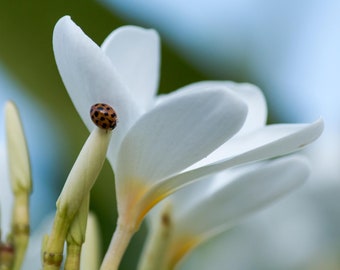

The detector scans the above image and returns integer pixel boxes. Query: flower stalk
[80,213,101,270]
[10,192,30,270]
[64,194,90,270]
[137,203,173,270]
[5,101,32,270]
[0,242,15,270]
[43,127,112,269]
[100,219,135,270]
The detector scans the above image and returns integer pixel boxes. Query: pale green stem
[11,193,30,270]
[43,128,111,269]
[100,220,135,270]
[137,203,173,270]
[64,194,90,270]
[42,212,71,270]
[64,244,82,270]
[80,213,102,270]
[5,101,32,270]
[0,243,15,270]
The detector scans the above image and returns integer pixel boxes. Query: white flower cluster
[0,16,323,270]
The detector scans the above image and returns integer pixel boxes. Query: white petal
[221,81,267,135]
[143,119,323,203]
[201,118,324,166]
[174,156,310,239]
[116,87,248,186]
[102,26,160,111]
[53,16,141,161]
[161,81,267,134]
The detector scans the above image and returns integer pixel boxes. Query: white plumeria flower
[52,16,323,269]
[140,82,318,269]
[143,155,310,270]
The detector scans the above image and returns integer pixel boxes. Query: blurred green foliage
[0,1,207,268]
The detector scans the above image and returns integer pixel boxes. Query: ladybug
[90,103,117,130]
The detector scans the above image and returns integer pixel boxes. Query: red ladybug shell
[90,103,117,130]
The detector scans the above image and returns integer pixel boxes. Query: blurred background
[0,1,339,269]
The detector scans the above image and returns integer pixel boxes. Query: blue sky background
[100,0,339,127]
